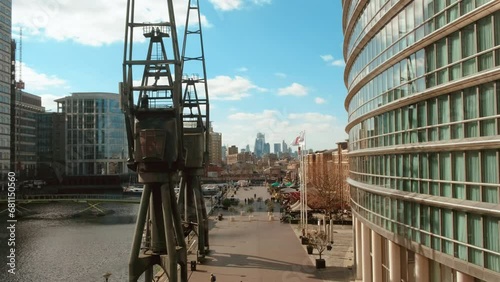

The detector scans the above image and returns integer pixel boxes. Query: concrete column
[415,253,429,282]
[361,222,372,282]
[371,230,382,282]
[457,271,475,282]
[389,240,401,282]
[355,217,362,279]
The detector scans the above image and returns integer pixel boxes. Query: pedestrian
[210,273,216,282]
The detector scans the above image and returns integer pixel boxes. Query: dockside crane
[177,0,211,260]
[120,0,188,281]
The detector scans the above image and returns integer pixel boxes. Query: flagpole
[291,131,306,233]
[303,130,308,233]
[299,146,304,231]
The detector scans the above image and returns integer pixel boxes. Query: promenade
[183,185,356,282]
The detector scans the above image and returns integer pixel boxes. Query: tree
[308,230,329,260]
[307,173,342,220]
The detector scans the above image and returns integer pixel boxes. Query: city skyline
[12,0,348,151]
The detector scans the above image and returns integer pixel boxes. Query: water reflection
[0,202,139,281]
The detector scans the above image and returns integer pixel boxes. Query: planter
[301,237,309,245]
[306,245,314,254]
[315,258,325,269]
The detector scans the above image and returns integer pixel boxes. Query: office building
[344,1,500,281]
[228,145,238,155]
[274,143,281,157]
[14,91,44,178]
[36,112,66,182]
[264,142,270,155]
[221,145,227,164]
[282,140,289,154]
[55,92,128,175]
[208,125,222,165]
[0,0,11,181]
[254,132,265,158]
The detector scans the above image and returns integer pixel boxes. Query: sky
[12,0,348,152]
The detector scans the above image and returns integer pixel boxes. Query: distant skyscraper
[245,144,250,153]
[274,143,281,156]
[254,132,265,158]
[282,140,288,155]
[264,142,270,155]
[221,145,227,163]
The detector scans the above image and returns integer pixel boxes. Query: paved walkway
[181,185,357,282]
[156,185,356,281]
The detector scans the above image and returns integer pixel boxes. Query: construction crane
[16,28,25,90]
[121,0,186,281]
[120,0,210,281]
[177,0,211,260]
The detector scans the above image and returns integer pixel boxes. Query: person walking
[210,273,216,281]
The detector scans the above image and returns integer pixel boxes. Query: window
[464,87,478,137]
[462,24,476,76]
[479,83,496,136]
[455,211,467,260]
[484,217,500,271]
[450,92,464,139]
[482,150,498,203]
[466,151,481,201]
[477,16,494,71]
[468,214,483,265]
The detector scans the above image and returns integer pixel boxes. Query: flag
[290,131,305,146]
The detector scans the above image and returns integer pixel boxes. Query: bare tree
[307,171,342,219]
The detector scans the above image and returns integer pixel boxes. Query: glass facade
[0,0,10,180]
[56,93,127,176]
[14,91,44,179]
[344,0,500,281]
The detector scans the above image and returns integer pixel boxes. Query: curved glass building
[56,92,128,176]
[343,1,500,281]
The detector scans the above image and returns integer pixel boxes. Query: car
[129,184,145,193]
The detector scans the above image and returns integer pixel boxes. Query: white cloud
[315,97,326,104]
[209,0,271,11]
[251,0,272,5]
[320,54,333,62]
[331,60,346,67]
[236,67,248,72]
[39,94,63,112]
[320,54,345,67]
[208,75,265,100]
[274,72,286,78]
[278,83,308,97]
[19,62,68,91]
[13,0,211,46]
[216,109,347,151]
[209,0,243,11]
